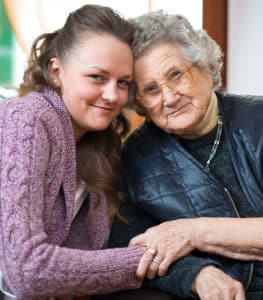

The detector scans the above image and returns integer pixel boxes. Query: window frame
[203,0,227,89]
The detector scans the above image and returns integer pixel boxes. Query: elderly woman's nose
[162,88,179,106]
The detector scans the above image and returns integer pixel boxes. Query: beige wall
[227,0,263,95]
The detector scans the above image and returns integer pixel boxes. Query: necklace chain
[206,114,223,170]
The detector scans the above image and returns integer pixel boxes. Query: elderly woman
[108,10,263,300]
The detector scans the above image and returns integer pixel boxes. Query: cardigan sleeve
[0,99,142,298]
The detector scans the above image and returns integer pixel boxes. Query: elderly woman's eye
[171,70,184,79]
[144,85,160,94]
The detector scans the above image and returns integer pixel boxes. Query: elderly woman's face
[134,43,216,138]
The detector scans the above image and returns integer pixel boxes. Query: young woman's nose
[101,83,119,103]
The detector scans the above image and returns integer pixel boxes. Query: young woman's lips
[92,104,113,111]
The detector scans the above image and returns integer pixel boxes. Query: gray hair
[129,11,223,113]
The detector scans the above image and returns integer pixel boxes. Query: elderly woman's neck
[200,91,219,135]
[182,91,219,140]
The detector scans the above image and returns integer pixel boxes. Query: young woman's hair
[19,4,134,215]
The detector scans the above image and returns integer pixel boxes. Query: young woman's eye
[89,74,104,81]
[118,80,130,89]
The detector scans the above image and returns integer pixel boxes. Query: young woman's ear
[48,58,61,87]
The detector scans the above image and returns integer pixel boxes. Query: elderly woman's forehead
[135,43,188,68]
[145,40,181,53]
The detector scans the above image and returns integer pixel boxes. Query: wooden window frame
[203,0,227,89]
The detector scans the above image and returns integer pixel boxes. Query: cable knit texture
[0,87,142,299]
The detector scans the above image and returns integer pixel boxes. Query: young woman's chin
[87,122,112,132]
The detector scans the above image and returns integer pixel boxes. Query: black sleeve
[108,198,157,247]
[108,200,222,299]
[108,169,251,298]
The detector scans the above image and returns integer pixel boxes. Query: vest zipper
[224,187,240,217]
[224,187,254,289]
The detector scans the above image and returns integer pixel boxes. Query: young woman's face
[134,42,217,139]
[53,34,133,141]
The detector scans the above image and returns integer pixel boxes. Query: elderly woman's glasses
[136,67,192,107]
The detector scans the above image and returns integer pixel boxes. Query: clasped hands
[129,218,245,300]
[129,218,196,279]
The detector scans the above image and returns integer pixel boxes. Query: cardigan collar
[39,87,77,227]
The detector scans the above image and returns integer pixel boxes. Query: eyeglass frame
[135,66,193,106]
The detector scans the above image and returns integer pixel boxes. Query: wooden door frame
[203,0,227,89]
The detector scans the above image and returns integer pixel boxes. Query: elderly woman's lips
[168,103,189,116]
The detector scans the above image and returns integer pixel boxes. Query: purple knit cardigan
[0,88,142,298]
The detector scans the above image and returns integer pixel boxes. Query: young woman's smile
[51,34,133,141]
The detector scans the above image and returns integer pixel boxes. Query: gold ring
[152,256,162,265]
[147,248,156,255]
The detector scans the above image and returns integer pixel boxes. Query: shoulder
[122,121,175,178]
[218,92,263,145]
[219,92,263,115]
[123,121,165,156]
[1,91,55,117]
[0,92,62,132]
[218,92,263,125]
[0,92,68,159]
[122,122,154,164]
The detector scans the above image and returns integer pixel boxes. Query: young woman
[0,4,144,299]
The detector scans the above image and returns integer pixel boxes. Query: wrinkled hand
[192,265,245,300]
[129,219,196,280]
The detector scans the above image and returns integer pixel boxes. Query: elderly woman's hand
[192,265,245,300]
[129,219,197,279]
